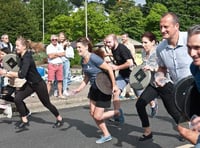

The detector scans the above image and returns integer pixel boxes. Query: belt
[50,63,62,66]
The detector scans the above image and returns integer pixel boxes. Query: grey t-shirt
[81,53,104,88]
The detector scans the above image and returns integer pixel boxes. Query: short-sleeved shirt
[156,32,192,83]
[81,53,104,88]
[112,43,134,78]
[141,48,158,70]
[46,43,64,64]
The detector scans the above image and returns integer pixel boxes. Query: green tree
[108,0,144,40]
[144,3,168,40]
[104,0,118,10]
[69,0,84,7]
[86,3,121,42]
[28,0,72,37]
[145,0,200,31]
[46,14,74,44]
[0,0,41,42]
[48,3,121,43]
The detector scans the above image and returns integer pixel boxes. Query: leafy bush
[33,51,47,65]
[70,49,81,68]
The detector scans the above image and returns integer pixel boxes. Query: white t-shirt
[46,43,64,64]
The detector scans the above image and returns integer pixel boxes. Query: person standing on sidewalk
[46,34,65,98]
[104,34,136,123]
[0,34,14,53]
[73,37,122,144]
[58,32,74,96]
[53,32,72,97]
[1,36,63,129]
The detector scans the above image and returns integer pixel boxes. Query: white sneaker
[54,90,58,97]
[63,90,69,97]
[3,104,12,118]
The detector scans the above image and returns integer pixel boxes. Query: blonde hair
[50,34,58,40]
[16,36,30,49]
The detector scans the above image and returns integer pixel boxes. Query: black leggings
[1,85,15,102]
[1,85,29,114]
[136,82,181,128]
[14,80,60,117]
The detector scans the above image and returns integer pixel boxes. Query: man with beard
[105,34,136,123]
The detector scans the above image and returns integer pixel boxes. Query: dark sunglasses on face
[51,39,57,41]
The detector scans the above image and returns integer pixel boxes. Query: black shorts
[88,86,112,108]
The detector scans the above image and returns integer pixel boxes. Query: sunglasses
[51,39,57,41]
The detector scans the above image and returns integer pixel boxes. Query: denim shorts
[116,74,129,91]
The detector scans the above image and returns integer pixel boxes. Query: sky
[88,0,146,5]
[135,0,146,5]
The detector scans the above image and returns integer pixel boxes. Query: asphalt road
[0,99,193,148]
